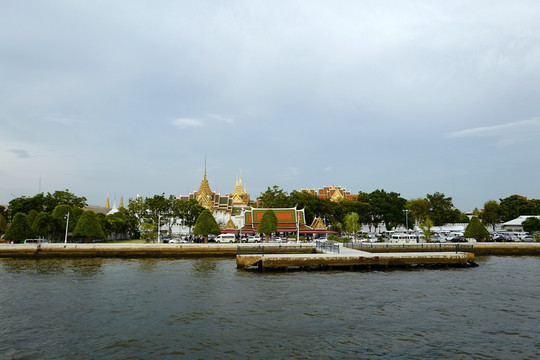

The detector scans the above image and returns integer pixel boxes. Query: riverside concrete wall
[0,243,314,258]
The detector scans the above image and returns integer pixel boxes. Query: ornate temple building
[179,167,251,227]
[303,186,357,201]
[240,207,309,235]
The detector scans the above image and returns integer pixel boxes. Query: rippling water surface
[0,256,538,359]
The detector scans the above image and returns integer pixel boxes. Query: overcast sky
[1,0,539,211]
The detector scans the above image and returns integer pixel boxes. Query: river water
[0,256,538,359]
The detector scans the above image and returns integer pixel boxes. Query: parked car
[247,235,261,243]
[270,236,283,243]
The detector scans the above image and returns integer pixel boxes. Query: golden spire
[119,195,124,209]
[232,172,246,204]
[196,157,214,211]
[106,193,110,208]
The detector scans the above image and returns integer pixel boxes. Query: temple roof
[196,167,214,211]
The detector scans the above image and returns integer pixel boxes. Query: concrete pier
[236,250,474,270]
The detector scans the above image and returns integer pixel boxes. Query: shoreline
[0,242,538,259]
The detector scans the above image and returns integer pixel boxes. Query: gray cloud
[9,149,31,158]
[1,1,539,211]
[446,117,540,147]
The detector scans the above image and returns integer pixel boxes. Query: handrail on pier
[315,241,340,254]
[345,242,474,254]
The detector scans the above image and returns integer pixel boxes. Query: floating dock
[236,247,475,270]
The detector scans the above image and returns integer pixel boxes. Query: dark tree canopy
[426,192,456,226]
[173,198,205,231]
[464,216,490,241]
[407,198,431,224]
[257,210,278,242]
[479,200,501,230]
[32,212,54,240]
[258,186,289,208]
[522,217,540,234]
[193,210,221,243]
[499,195,538,222]
[4,213,35,242]
[73,210,105,242]
[7,190,87,221]
[0,213,8,234]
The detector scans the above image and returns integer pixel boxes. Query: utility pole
[64,212,70,243]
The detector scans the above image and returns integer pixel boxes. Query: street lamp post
[157,214,161,244]
[404,209,410,232]
[64,212,70,243]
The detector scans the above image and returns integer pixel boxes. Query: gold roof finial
[106,193,110,208]
[196,155,214,211]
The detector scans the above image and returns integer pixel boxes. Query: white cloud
[45,114,79,125]
[207,113,235,124]
[171,118,205,129]
[445,117,540,147]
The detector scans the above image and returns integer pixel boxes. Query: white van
[215,234,236,243]
[24,239,48,244]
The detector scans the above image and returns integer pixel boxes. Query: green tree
[419,217,434,243]
[145,193,173,227]
[32,212,54,241]
[344,212,361,241]
[479,200,501,231]
[73,210,105,242]
[43,190,87,212]
[369,189,406,231]
[426,192,455,226]
[140,222,157,243]
[499,195,537,222]
[464,216,490,241]
[407,198,431,224]
[96,213,113,240]
[128,196,148,225]
[107,208,138,240]
[7,193,46,221]
[52,205,73,241]
[257,210,278,243]
[522,217,540,233]
[7,190,86,221]
[173,198,205,234]
[27,209,39,228]
[258,186,289,208]
[0,213,8,235]
[4,213,35,243]
[193,209,221,243]
[289,190,333,225]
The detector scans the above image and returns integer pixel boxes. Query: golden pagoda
[231,175,247,204]
[330,186,345,202]
[196,166,214,211]
[106,193,110,208]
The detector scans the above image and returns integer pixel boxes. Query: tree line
[1,188,540,242]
